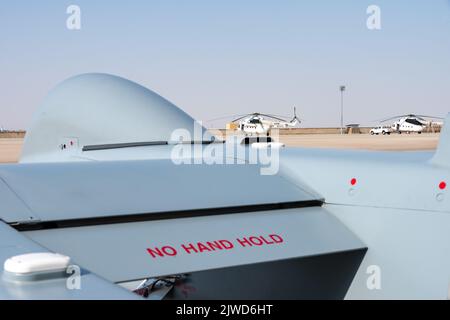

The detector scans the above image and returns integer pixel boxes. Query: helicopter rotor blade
[413,115,444,120]
[378,117,398,123]
[259,114,289,122]
[231,114,252,122]
[377,114,444,123]
[204,114,249,123]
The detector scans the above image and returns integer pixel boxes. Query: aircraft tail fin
[431,113,450,167]
[290,107,301,125]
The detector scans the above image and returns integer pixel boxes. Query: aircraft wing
[0,160,367,299]
[0,221,138,299]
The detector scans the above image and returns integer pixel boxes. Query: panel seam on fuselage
[12,199,324,231]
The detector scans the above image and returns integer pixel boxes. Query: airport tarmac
[0,133,440,163]
[279,133,440,151]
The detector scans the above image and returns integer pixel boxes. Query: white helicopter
[380,114,443,134]
[231,107,301,136]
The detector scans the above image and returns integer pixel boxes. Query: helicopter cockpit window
[405,118,422,126]
[249,119,261,124]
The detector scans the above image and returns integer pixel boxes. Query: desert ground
[0,139,23,163]
[0,133,440,163]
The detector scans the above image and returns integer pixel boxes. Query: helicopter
[379,114,443,134]
[231,107,301,136]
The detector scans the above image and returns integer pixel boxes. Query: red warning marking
[147,246,177,258]
[146,234,284,259]
[350,178,357,186]
[439,181,446,190]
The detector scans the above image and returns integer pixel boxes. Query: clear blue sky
[1,1,449,129]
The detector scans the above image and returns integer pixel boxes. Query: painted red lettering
[147,247,164,258]
[218,240,234,249]
[236,237,252,247]
[206,241,223,251]
[260,235,274,245]
[197,242,211,253]
[269,234,283,244]
[161,246,177,256]
[249,236,263,246]
[147,246,177,258]
[181,243,198,254]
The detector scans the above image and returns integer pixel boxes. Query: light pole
[340,85,346,135]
